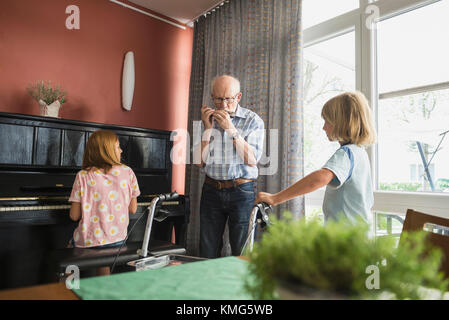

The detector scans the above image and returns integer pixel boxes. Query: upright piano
[0,112,190,290]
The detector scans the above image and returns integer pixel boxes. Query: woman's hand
[255,192,276,206]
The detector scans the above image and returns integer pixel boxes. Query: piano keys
[0,199,181,213]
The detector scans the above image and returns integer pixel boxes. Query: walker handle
[158,191,179,201]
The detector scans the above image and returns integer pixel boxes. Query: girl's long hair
[82,130,121,173]
[321,91,376,147]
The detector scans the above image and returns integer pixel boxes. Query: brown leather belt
[204,176,254,190]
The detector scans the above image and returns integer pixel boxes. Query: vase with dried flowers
[27,80,67,118]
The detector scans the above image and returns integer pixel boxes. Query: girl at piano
[68,130,140,276]
[256,91,376,227]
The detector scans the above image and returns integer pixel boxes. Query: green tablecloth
[73,256,254,300]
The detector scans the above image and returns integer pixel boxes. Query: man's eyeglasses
[212,94,239,105]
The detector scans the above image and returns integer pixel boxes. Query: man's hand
[213,110,236,132]
[201,106,215,129]
[255,192,276,206]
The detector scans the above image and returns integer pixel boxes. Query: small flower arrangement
[27,80,66,105]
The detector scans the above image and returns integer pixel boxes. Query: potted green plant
[244,213,448,300]
[27,80,66,118]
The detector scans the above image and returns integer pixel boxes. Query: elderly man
[197,75,265,258]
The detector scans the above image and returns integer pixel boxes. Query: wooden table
[0,282,79,300]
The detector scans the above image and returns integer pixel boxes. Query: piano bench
[46,240,186,281]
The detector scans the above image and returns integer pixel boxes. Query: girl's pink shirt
[69,165,140,248]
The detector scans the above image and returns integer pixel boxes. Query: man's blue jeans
[200,181,256,258]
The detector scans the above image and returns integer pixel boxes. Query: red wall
[0,0,193,194]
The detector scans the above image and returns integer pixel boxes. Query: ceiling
[128,0,224,26]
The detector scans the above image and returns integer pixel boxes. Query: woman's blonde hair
[82,130,121,173]
[321,91,376,146]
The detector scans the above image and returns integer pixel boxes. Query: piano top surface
[0,112,175,203]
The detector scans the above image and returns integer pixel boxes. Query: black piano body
[0,112,189,290]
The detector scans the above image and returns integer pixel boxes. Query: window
[302,0,359,29]
[374,211,405,247]
[377,89,449,192]
[376,0,449,194]
[303,0,449,225]
[410,164,417,182]
[409,163,436,183]
[305,205,325,224]
[303,31,356,176]
[302,9,358,217]
[377,1,449,93]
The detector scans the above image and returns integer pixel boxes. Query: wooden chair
[401,209,449,278]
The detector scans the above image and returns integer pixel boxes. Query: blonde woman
[68,130,140,275]
[256,91,376,225]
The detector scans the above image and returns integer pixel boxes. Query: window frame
[303,0,449,219]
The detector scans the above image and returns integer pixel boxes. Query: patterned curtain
[185,0,304,256]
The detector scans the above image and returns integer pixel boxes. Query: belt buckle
[216,181,222,190]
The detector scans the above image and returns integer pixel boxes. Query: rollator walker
[240,202,273,255]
